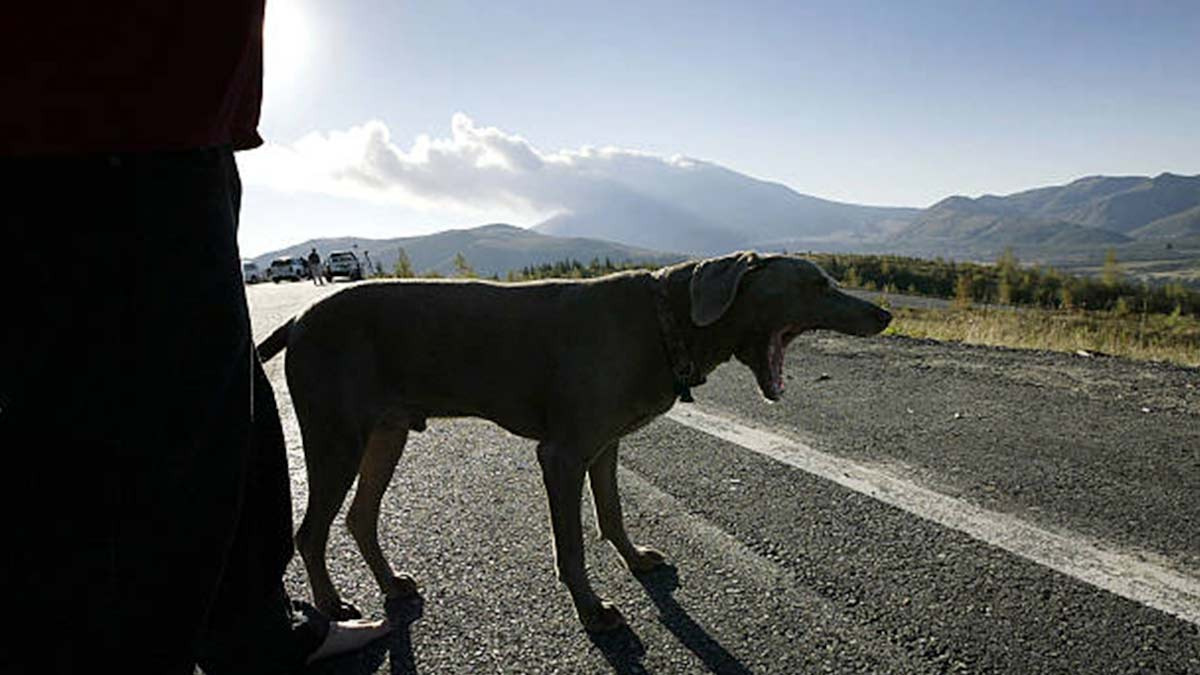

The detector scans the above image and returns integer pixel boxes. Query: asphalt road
[247,280,1200,674]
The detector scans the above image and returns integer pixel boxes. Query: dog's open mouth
[747,325,805,401]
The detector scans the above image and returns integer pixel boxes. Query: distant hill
[1133,204,1200,239]
[249,224,684,278]
[898,196,1133,248]
[1046,173,1200,234]
[892,173,1200,254]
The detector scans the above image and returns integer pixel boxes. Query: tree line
[808,249,1198,317]
[505,257,648,281]
[391,247,1198,318]
[392,250,652,281]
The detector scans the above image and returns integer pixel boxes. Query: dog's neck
[649,270,706,402]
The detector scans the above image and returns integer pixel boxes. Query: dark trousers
[0,147,324,673]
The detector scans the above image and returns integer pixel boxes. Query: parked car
[323,250,363,281]
[268,256,307,282]
[242,261,263,284]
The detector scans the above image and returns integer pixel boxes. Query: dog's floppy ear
[689,251,759,327]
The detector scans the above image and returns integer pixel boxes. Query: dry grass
[884,305,1200,367]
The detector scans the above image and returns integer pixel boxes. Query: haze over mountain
[531,160,920,254]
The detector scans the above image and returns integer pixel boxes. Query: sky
[237,0,1200,256]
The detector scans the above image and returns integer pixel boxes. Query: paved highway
[246,280,1200,674]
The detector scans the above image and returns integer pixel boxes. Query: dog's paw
[385,573,419,600]
[624,545,667,573]
[578,600,625,633]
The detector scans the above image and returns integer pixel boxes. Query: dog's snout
[877,306,892,327]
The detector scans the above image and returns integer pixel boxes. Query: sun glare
[264,0,310,90]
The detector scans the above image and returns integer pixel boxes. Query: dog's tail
[256,318,294,362]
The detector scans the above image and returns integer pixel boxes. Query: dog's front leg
[588,441,666,573]
[537,440,624,632]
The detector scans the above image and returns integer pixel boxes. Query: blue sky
[239,0,1200,255]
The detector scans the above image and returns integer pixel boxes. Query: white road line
[666,404,1200,627]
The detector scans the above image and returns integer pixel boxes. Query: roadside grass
[882,304,1200,367]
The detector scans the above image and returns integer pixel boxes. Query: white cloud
[238,113,709,221]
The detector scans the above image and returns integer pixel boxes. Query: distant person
[308,247,324,285]
[1,3,389,674]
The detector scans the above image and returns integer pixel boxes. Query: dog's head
[689,251,891,401]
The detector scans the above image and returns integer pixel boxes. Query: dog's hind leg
[537,440,623,632]
[587,441,666,573]
[296,430,365,621]
[347,418,418,603]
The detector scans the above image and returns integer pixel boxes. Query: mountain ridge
[892,172,1200,252]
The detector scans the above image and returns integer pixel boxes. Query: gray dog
[256,251,891,631]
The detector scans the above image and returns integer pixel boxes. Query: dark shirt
[1,1,266,155]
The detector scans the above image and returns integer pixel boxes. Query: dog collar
[651,273,706,403]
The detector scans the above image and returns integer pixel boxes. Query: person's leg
[0,149,250,673]
[124,147,264,669]
[196,151,389,673]
[196,358,329,673]
[198,385,392,668]
[1,156,129,672]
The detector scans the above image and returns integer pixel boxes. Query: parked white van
[268,256,307,282]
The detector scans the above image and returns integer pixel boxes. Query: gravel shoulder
[695,331,1200,577]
